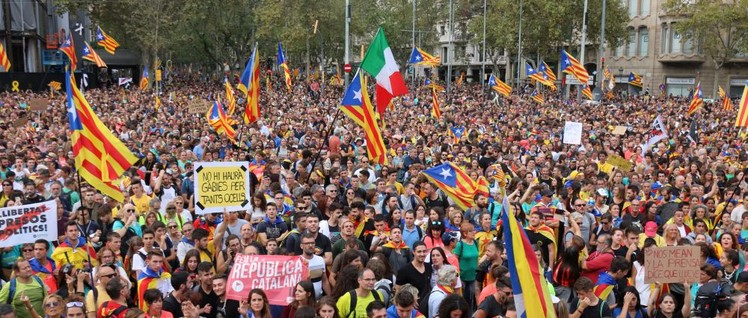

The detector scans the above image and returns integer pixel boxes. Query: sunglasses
[168,225,178,229]
[66,302,84,308]
[126,209,135,212]
[45,302,60,308]
[23,248,33,252]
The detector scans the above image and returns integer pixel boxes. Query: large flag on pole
[66,70,137,202]
[687,82,703,116]
[140,67,149,91]
[408,47,440,67]
[240,46,261,124]
[488,74,511,97]
[225,78,236,116]
[95,26,120,54]
[501,195,556,318]
[82,42,107,68]
[205,101,237,139]
[361,27,409,114]
[628,72,643,88]
[560,50,589,84]
[0,42,10,72]
[642,115,668,155]
[719,86,732,111]
[431,88,441,119]
[277,42,292,91]
[340,70,387,165]
[736,81,748,127]
[422,162,489,211]
[59,34,78,71]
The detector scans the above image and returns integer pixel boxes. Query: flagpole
[305,108,342,185]
[412,0,417,86]
[344,0,350,88]
[481,0,487,88]
[578,0,589,101]
[446,0,453,95]
[516,0,523,90]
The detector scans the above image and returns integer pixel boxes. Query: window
[440,26,446,36]
[627,29,637,56]
[671,29,682,53]
[628,0,638,17]
[682,32,694,54]
[442,47,448,62]
[638,27,649,56]
[615,43,625,57]
[661,24,668,54]
[640,0,650,15]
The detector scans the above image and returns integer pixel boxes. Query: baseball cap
[442,231,460,245]
[644,221,658,237]
[596,188,608,197]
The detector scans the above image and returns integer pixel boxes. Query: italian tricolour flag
[361,27,409,114]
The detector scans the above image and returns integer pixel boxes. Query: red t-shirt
[581,251,614,284]
[97,301,127,318]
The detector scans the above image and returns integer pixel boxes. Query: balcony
[658,52,705,64]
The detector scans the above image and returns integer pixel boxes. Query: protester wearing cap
[638,221,665,247]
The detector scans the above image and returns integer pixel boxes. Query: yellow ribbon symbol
[11,81,19,92]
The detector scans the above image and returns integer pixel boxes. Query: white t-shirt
[306,255,326,299]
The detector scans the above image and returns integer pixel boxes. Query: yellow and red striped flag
[560,50,589,84]
[582,85,594,100]
[543,61,556,82]
[735,82,748,127]
[240,46,261,124]
[82,42,107,68]
[277,42,292,91]
[431,87,441,119]
[339,70,387,165]
[531,90,544,104]
[65,70,137,202]
[206,101,237,139]
[59,34,77,71]
[719,86,732,111]
[0,42,10,72]
[489,74,511,97]
[687,82,703,116]
[225,78,236,116]
[95,26,120,54]
[422,162,489,210]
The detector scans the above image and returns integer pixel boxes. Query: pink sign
[226,255,309,305]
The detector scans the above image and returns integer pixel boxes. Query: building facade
[604,0,748,98]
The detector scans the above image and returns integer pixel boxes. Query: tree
[468,0,627,81]
[663,0,748,96]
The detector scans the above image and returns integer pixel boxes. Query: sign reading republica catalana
[0,200,58,248]
[226,255,309,304]
[193,161,251,214]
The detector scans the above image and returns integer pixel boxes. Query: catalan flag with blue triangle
[501,195,556,318]
[687,82,703,116]
[205,101,237,140]
[628,72,643,88]
[340,70,387,165]
[489,74,511,97]
[408,47,440,67]
[278,42,292,91]
[560,50,589,84]
[239,46,261,124]
[422,162,489,210]
[59,33,77,71]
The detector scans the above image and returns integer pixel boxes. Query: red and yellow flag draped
[65,71,137,202]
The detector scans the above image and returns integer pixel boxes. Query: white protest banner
[563,121,583,145]
[0,200,58,248]
[226,255,309,304]
[194,161,251,214]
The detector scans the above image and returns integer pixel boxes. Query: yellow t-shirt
[337,290,383,318]
[131,194,153,216]
[85,286,110,315]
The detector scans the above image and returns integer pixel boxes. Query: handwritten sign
[226,255,309,304]
[0,200,58,248]
[12,116,29,128]
[188,100,211,114]
[193,161,251,214]
[563,121,583,145]
[606,155,633,171]
[644,246,700,284]
[29,98,48,111]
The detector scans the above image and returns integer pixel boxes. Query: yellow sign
[612,126,627,135]
[606,155,633,171]
[188,99,212,114]
[193,161,251,214]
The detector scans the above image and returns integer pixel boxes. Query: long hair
[290,281,316,310]
[248,289,271,318]
[331,264,360,299]
[615,286,643,311]
[181,249,201,273]
[316,296,341,318]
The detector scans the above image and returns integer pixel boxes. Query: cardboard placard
[606,155,633,171]
[12,116,28,128]
[29,98,48,111]
[644,246,700,284]
[188,100,211,114]
[612,126,627,135]
[193,161,251,214]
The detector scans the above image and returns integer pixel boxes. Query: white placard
[666,77,695,85]
[0,200,58,248]
[563,121,583,145]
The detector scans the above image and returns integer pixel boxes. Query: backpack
[418,288,445,318]
[693,280,733,318]
[7,276,44,303]
[400,224,423,241]
[347,289,382,318]
[100,301,128,318]
[279,228,301,249]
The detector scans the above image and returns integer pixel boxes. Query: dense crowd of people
[0,66,746,318]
